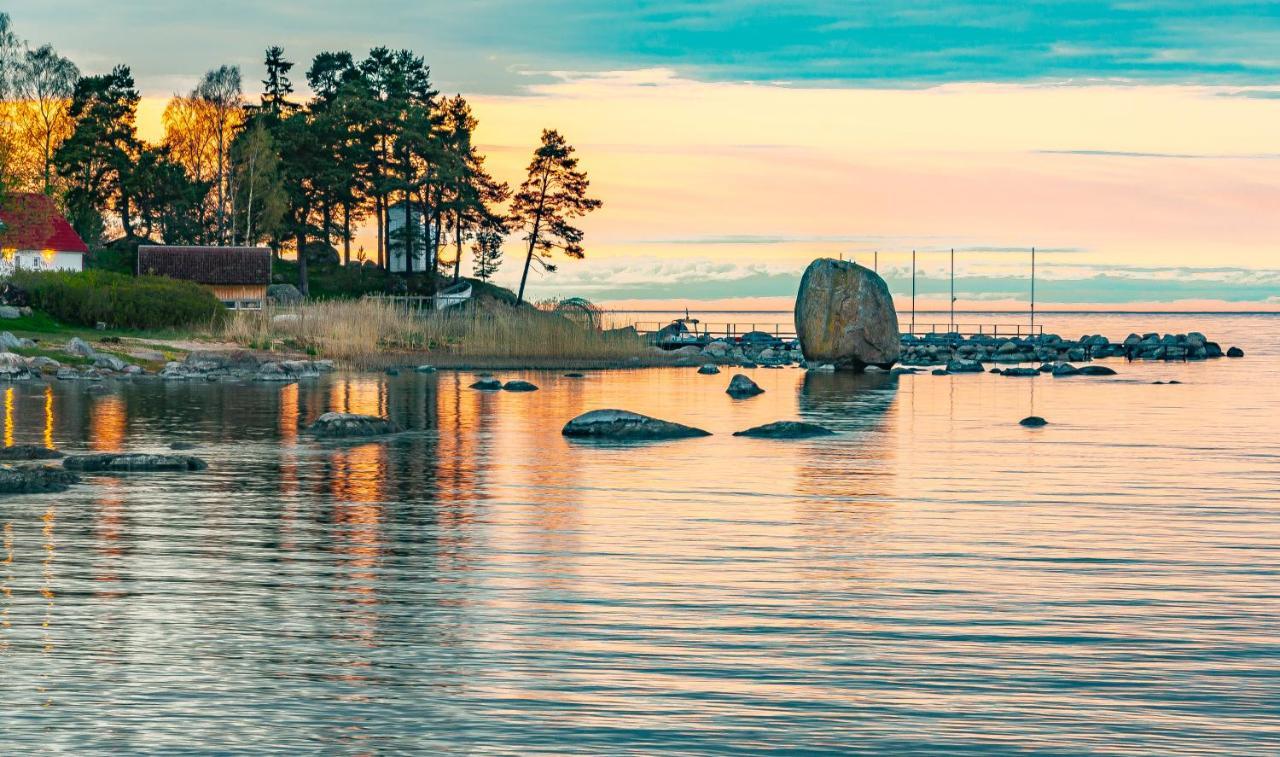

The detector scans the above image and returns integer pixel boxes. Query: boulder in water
[470,378,503,390]
[0,464,79,494]
[307,412,400,438]
[725,374,764,398]
[1019,416,1048,427]
[0,444,64,461]
[562,409,710,440]
[697,364,721,375]
[63,453,208,472]
[1077,365,1117,376]
[794,258,900,371]
[503,380,539,392]
[733,421,835,439]
[1226,346,1244,358]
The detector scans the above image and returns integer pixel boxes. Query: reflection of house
[386,201,434,273]
[0,192,89,274]
[137,245,272,310]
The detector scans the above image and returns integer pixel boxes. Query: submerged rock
[63,453,208,472]
[1051,363,1080,377]
[1227,346,1244,358]
[0,464,79,494]
[307,412,400,439]
[0,444,65,461]
[794,258,900,371]
[470,378,503,390]
[563,372,586,378]
[562,409,710,440]
[502,380,539,392]
[1076,365,1117,376]
[725,374,764,398]
[168,441,197,451]
[1019,416,1048,427]
[946,359,984,373]
[697,364,721,375]
[733,421,835,439]
[1002,367,1039,377]
[415,364,437,373]
[931,369,950,376]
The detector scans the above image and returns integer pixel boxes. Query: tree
[13,44,79,195]
[261,46,295,115]
[0,13,23,201]
[230,118,286,246]
[510,129,602,304]
[54,65,146,245]
[193,65,243,243]
[471,229,504,282]
[438,95,508,282]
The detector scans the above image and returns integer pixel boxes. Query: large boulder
[795,258,900,371]
[307,412,400,438]
[562,409,710,440]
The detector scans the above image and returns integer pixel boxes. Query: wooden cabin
[137,246,272,310]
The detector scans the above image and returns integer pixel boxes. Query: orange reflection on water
[93,481,127,599]
[89,395,126,451]
[3,387,12,448]
[43,386,54,450]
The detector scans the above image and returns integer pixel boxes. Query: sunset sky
[8,1,1280,309]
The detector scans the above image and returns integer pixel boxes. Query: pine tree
[510,129,602,304]
[472,229,504,282]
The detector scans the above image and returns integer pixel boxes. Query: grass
[218,298,655,369]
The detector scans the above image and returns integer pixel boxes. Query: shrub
[10,269,227,330]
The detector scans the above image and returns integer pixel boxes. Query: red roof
[0,193,89,253]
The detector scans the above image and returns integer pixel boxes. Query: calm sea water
[1,313,1277,754]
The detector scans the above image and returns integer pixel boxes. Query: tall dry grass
[218,299,651,368]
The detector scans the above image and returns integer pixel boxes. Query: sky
[7,1,1280,310]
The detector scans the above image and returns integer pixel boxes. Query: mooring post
[950,247,955,332]
[911,249,917,335]
[1030,246,1037,333]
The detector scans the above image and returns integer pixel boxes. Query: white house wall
[0,250,85,276]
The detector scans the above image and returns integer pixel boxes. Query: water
[1,313,1278,754]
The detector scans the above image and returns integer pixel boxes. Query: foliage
[471,228,504,281]
[11,269,227,329]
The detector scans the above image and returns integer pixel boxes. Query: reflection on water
[0,313,1277,753]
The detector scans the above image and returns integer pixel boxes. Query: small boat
[654,312,711,349]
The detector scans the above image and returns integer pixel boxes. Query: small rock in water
[385,367,400,376]
[931,369,950,376]
[169,441,197,451]
[733,421,835,439]
[563,372,586,378]
[725,374,764,398]
[1226,346,1244,358]
[1019,416,1048,428]
[470,379,503,390]
[415,365,437,373]
[1051,363,1080,377]
[562,409,710,440]
[0,444,64,461]
[1002,367,1039,377]
[697,364,721,375]
[63,453,207,472]
[1168,380,1182,384]
[503,380,539,392]
[307,412,400,439]
[1076,365,1117,376]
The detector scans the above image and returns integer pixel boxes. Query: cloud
[516,256,1280,305]
[1038,149,1280,160]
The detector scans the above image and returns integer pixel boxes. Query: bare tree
[14,44,79,194]
[194,65,243,243]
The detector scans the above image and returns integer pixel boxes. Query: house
[137,245,272,310]
[0,192,89,275]
[386,200,435,273]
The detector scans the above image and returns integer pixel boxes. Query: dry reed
[217,299,652,368]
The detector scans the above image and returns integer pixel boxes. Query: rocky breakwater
[898,330,1243,369]
[794,258,900,371]
[159,350,335,382]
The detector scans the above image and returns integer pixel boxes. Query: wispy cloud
[1037,149,1280,160]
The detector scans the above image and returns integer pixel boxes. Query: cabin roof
[0,193,89,253]
[137,246,272,286]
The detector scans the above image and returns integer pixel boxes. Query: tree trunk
[453,209,463,282]
[375,193,384,270]
[342,200,351,266]
[296,207,310,297]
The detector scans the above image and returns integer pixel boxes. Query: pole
[911,249,917,334]
[1030,246,1036,333]
[874,250,878,274]
[950,247,955,332]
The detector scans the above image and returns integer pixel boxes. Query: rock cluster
[899,331,1242,369]
[159,351,334,382]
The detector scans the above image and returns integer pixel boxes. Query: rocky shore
[897,331,1242,369]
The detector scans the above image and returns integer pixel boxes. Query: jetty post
[950,247,956,332]
[911,249,917,334]
[1030,246,1036,334]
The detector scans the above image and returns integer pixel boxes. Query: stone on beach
[562,409,711,440]
[503,380,539,392]
[63,453,208,472]
[795,258,901,371]
[307,412,401,438]
[725,374,764,398]
[733,421,835,439]
[65,337,96,358]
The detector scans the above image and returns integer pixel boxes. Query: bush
[10,269,227,330]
